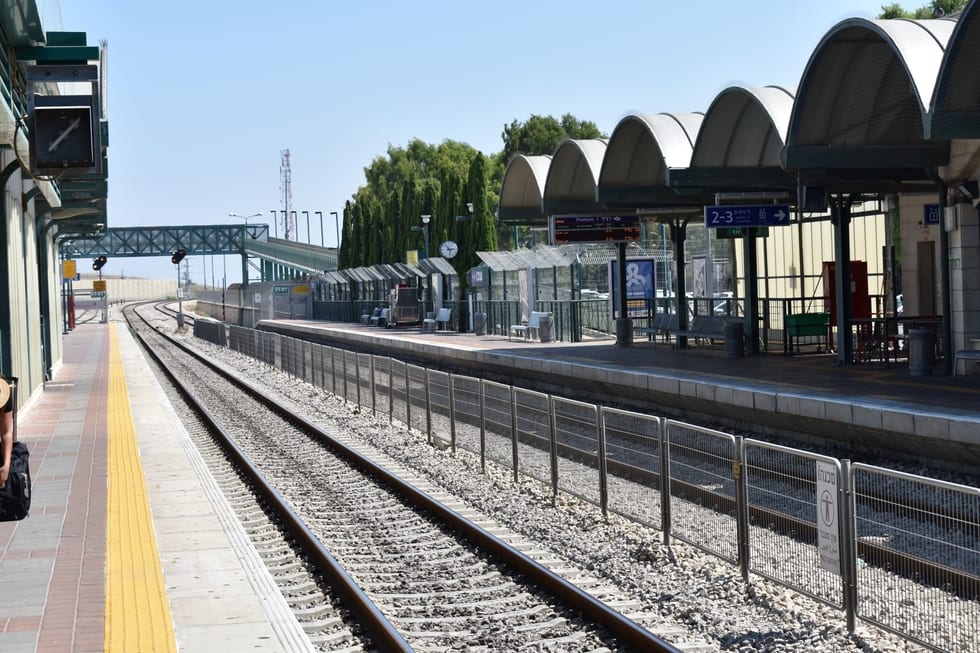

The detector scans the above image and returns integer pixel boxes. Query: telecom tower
[280,148,293,240]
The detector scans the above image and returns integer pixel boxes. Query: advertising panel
[608,258,656,319]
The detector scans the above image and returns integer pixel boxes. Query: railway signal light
[91,255,107,271]
[171,248,186,265]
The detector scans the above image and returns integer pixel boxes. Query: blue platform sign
[609,258,656,318]
[923,204,940,225]
[704,204,791,228]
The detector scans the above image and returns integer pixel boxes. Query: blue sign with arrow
[704,204,790,228]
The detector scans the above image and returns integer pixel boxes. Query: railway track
[306,321,980,603]
[125,303,698,652]
[241,312,979,651]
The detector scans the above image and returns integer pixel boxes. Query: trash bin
[474,312,487,336]
[724,320,745,358]
[538,314,554,343]
[908,328,935,376]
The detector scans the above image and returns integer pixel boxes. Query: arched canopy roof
[928,0,980,137]
[596,112,709,209]
[497,154,551,225]
[784,17,953,192]
[668,85,796,193]
[542,138,607,215]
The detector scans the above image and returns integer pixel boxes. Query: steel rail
[264,319,980,604]
[132,303,685,652]
[125,305,412,652]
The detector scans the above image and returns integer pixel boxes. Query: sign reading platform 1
[705,204,790,228]
[550,215,641,244]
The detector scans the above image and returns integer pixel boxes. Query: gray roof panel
[597,112,706,208]
[542,138,608,214]
[788,18,952,150]
[498,154,551,223]
[929,1,980,137]
[691,86,795,168]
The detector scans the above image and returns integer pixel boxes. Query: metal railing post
[370,356,377,415]
[479,379,487,473]
[549,396,559,504]
[424,369,433,445]
[841,459,858,633]
[510,387,519,484]
[735,436,751,582]
[448,374,457,453]
[597,406,609,519]
[404,363,412,431]
[661,421,672,547]
[342,350,349,403]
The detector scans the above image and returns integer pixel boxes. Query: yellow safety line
[105,325,177,652]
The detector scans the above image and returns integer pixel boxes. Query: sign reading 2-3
[704,204,791,228]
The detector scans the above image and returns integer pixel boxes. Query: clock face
[440,240,459,259]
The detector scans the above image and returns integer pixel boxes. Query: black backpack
[0,441,31,521]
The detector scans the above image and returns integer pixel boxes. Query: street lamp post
[330,211,340,248]
[455,202,475,223]
[315,211,324,247]
[280,210,287,240]
[302,211,310,244]
[269,210,278,238]
[413,214,431,259]
[229,211,262,238]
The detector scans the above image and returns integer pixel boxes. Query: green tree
[879,0,965,18]
[464,154,496,271]
[341,113,601,270]
[339,200,353,269]
[498,113,604,164]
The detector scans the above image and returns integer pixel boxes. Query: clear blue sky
[48,0,890,284]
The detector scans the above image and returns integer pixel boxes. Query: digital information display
[550,215,641,244]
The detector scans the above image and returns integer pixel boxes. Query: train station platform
[0,323,312,653]
[258,319,980,469]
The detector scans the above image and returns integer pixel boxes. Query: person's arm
[0,408,12,486]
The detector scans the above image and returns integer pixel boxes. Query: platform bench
[953,349,980,378]
[786,312,829,353]
[362,307,382,325]
[422,308,452,333]
[674,315,727,347]
[370,308,389,328]
[510,311,549,341]
[634,313,679,342]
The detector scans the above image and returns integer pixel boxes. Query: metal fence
[214,322,980,653]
